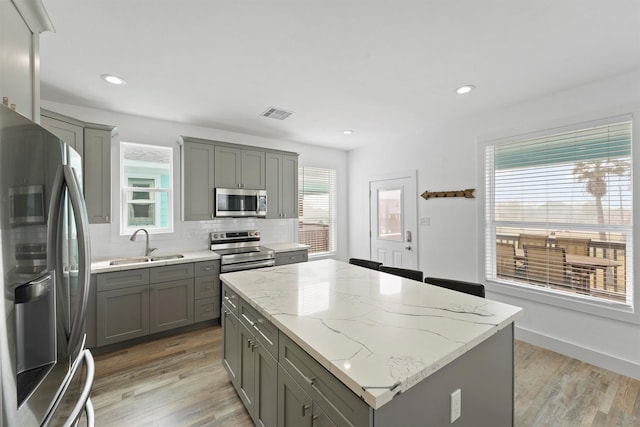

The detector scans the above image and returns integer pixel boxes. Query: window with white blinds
[484,117,633,304]
[298,167,337,255]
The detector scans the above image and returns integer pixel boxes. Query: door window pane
[378,189,402,242]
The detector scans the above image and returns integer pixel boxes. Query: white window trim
[120,142,174,236]
[477,113,638,325]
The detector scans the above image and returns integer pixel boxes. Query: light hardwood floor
[90,325,640,426]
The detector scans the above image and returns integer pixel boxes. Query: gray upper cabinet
[266,152,298,219]
[84,126,114,223]
[41,115,84,158]
[215,145,266,189]
[182,140,215,220]
[41,110,116,224]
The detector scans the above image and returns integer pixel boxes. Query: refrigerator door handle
[62,349,95,427]
[63,164,92,355]
[85,398,95,427]
[47,165,65,273]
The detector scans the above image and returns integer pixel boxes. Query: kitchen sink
[149,254,184,261]
[109,257,150,266]
[108,254,184,265]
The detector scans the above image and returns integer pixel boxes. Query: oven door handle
[221,259,275,273]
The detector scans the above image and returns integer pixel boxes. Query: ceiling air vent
[261,107,294,120]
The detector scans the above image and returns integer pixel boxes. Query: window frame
[479,114,637,324]
[298,166,337,257]
[120,142,174,235]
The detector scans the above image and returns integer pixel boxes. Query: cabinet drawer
[275,250,308,266]
[96,269,149,292]
[195,275,219,299]
[279,333,369,427]
[149,263,194,283]
[195,297,219,322]
[194,260,219,277]
[222,285,239,315]
[238,299,278,359]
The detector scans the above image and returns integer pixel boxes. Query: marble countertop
[220,259,523,409]
[263,242,310,252]
[91,250,220,274]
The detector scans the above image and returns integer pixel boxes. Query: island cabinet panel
[239,299,279,358]
[279,333,370,427]
[237,311,278,427]
[373,325,515,427]
[222,301,240,387]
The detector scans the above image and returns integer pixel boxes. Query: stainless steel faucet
[129,228,157,256]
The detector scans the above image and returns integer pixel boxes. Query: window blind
[298,167,337,255]
[485,118,632,303]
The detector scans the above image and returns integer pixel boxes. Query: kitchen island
[220,259,523,426]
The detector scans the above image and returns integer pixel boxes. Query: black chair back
[349,258,382,270]
[379,265,424,282]
[424,277,485,298]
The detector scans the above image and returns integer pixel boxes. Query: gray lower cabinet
[274,249,308,266]
[149,278,194,333]
[194,260,220,322]
[96,284,150,346]
[94,260,220,347]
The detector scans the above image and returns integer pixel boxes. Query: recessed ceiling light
[456,85,475,95]
[343,130,354,135]
[101,74,126,85]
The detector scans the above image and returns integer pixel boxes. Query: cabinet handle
[312,414,319,424]
[302,404,310,417]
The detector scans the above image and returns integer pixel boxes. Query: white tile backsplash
[89,218,298,261]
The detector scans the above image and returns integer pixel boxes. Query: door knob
[405,246,412,251]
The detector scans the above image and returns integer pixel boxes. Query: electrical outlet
[450,389,461,423]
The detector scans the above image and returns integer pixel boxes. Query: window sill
[486,278,638,325]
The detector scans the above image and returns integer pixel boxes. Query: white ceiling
[39,1,640,151]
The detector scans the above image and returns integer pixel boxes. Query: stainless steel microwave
[10,185,45,225]
[215,188,267,217]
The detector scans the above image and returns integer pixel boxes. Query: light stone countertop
[263,242,310,252]
[220,259,523,409]
[91,250,220,274]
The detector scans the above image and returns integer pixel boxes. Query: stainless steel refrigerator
[0,104,94,426]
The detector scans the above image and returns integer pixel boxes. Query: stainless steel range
[210,230,275,272]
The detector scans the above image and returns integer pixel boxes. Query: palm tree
[573,159,630,240]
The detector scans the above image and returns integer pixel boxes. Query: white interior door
[369,173,417,268]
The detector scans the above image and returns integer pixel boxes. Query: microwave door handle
[256,191,259,213]
[63,164,92,355]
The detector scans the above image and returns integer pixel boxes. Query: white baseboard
[515,326,640,381]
